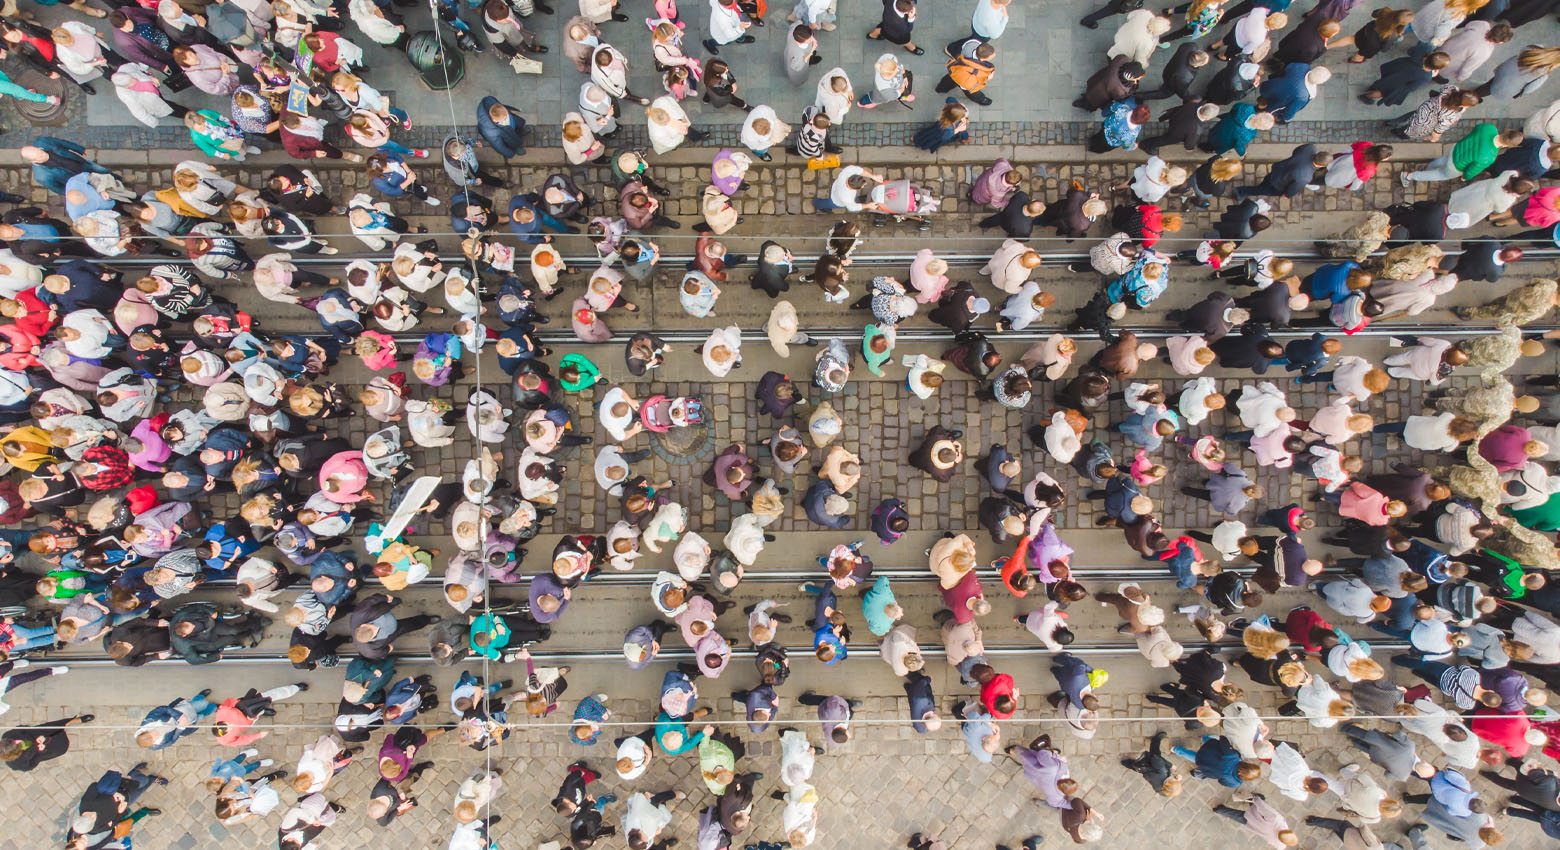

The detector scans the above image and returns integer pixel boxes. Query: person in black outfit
[1480,762,1560,811]
[978,192,1046,239]
[1234,144,1328,199]
[1140,43,1208,100]
[1079,0,1144,28]
[1211,198,1270,241]
[1141,100,1215,154]
[1235,283,1299,329]
[1451,238,1519,283]
[1168,290,1242,343]
[1384,201,1448,242]
[1121,731,1177,792]
[1211,323,1283,373]
[0,715,94,772]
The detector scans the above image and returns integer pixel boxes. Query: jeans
[1407,153,1461,182]
[377,140,418,157]
[8,623,55,651]
[210,752,263,779]
[812,198,844,211]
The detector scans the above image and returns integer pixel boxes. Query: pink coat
[358,330,398,371]
[1339,482,1389,526]
[971,158,1016,209]
[319,451,370,504]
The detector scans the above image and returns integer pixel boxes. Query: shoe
[1399,171,1412,187]
[703,38,720,53]
[79,83,97,96]
[425,197,441,206]
[413,149,429,158]
[908,45,924,55]
[144,809,162,817]
[79,714,95,723]
[294,681,310,691]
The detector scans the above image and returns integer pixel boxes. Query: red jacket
[1283,609,1334,654]
[1136,204,1164,248]
[981,673,1017,719]
[1000,534,1034,598]
[9,289,56,337]
[1471,707,1535,758]
[0,324,41,371]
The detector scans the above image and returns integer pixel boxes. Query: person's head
[1424,50,1452,73]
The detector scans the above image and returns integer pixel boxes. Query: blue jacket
[1103,475,1142,522]
[803,480,851,529]
[309,550,359,607]
[1283,333,1330,376]
[507,193,572,244]
[1194,737,1245,787]
[1258,63,1314,122]
[1307,261,1358,304]
[1208,103,1258,156]
[1050,653,1094,705]
[477,96,528,159]
[29,137,110,195]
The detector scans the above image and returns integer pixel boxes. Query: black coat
[1176,291,1237,342]
[1157,43,1204,100]
[1247,144,1318,198]
[1451,238,1507,282]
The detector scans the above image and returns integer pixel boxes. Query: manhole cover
[11,70,67,125]
[651,423,712,463]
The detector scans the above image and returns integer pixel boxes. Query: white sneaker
[240,748,259,759]
[51,665,67,675]
[319,246,339,255]
[426,197,442,206]
[258,758,275,768]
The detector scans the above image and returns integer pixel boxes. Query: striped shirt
[1439,665,1480,710]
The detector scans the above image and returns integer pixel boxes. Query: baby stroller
[871,178,940,230]
[640,395,705,432]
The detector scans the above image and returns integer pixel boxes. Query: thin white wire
[421,0,502,833]
[23,710,1542,734]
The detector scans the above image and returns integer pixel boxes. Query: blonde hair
[1210,155,1244,182]
[1518,46,1560,73]
[1243,627,1292,660]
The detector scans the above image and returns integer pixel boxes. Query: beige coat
[928,534,977,588]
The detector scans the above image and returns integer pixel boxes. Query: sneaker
[425,197,442,206]
[1399,171,1412,187]
[413,149,429,158]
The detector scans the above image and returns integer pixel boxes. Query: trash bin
[406,31,464,91]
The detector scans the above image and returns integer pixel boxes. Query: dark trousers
[1080,0,1143,26]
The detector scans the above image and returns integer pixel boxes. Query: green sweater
[862,325,893,376]
[1510,491,1560,532]
[559,353,601,392]
[1477,549,1528,600]
[1451,123,1500,180]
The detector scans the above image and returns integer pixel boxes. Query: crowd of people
[1,0,1560,847]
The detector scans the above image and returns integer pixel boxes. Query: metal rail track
[189,564,1351,592]
[39,637,1417,667]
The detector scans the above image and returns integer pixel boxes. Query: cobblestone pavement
[0,8,1557,840]
[0,683,1544,850]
